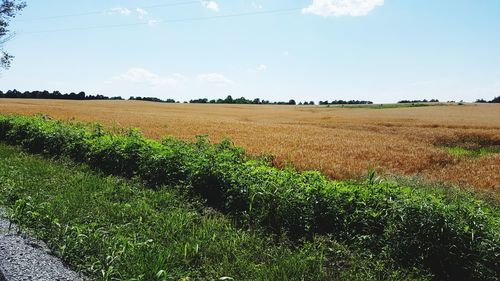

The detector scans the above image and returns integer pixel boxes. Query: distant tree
[490,96,500,103]
[0,0,26,71]
[225,95,233,104]
[189,98,208,103]
[130,96,174,103]
[475,99,487,103]
[288,99,296,105]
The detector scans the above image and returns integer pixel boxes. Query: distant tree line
[129,96,177,103]
[189,95,299,105]
[318,100,373,105]
[475,96,500,103]
[9,90,474,105]
[398,99,439,103]
[0,89,123,100]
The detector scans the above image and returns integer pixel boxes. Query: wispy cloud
[109,7,160,26]
[147,19,162,27]
[256,64,267,71]
[136,8,148,19]
[110,7,132,16]
[135,8,161,27]
[113,69,235,87]
[202,1,220,12]
[198,73,233,84]
[302,0,384,17]
[112,68,186,87]
[248,64,267,73]
[252,2,263,9]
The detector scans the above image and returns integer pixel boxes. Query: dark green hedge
[0,115,498,280]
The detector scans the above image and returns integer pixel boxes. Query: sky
[1,0,500,103]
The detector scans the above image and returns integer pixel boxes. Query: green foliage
[0,0,26,70]
[448,146,500,158]
[0,114,499,280]
[0,144,425,281]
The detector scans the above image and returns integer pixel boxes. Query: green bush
[0,114,498,280]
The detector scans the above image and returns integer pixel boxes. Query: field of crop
[0,99,499,190]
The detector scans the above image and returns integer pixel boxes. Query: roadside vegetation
[1,144,425,281]
[0,114,498,280]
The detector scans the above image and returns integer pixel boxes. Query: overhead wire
[18,7,303,35]
[16,1,201,22]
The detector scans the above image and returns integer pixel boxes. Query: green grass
[0,144,424,281]
[447,146,500,158]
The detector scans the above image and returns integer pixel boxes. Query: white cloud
[302,0,384,17]
[256,64,267,71]
[136,8,148,19]
[252,2,263,9]
[112,68,186,87]
[172,73,189,83]
[111,7,132,16]
[248,64,267,73]
[147,19,161,27]
[109,7,159,27]
[202,1,220,12]
[198,73,233,84]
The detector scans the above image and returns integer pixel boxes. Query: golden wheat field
[1,98,499,191]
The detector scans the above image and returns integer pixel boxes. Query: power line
[16,1,201,22]
[18,7,302,35]
[161,7,301,23]
[19,22,152,34]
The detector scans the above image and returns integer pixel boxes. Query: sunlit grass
[448,146,500,158]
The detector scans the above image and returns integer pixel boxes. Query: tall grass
[0,115,499,280]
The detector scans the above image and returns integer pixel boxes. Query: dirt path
[0,209,83,281]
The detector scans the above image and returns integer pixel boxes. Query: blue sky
[1,0,500,103]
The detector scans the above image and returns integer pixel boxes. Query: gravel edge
[0,209,84,281]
